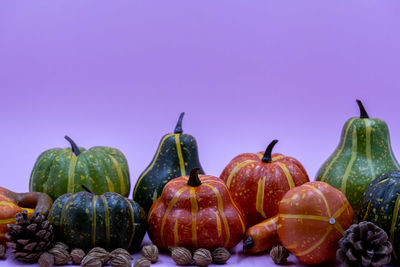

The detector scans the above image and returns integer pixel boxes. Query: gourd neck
[65,136,81,156]
[356,99,369,119]
[262,140,279,163]
[174,112,185,134]
[187,168,202,187]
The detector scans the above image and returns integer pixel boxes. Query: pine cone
[337,221,392,267]
[5,210,54,263]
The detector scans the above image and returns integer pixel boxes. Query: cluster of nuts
[38,243,134,267]
[170,247,231,266]
[134,244,159,267]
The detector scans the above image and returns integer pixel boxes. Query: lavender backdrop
[1,1,400,266]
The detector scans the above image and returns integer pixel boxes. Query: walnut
[110,248,132,267]
[70,248,85,264]
[38,252,54,267]
[134,257,151,267]
[81,254,103,267]
[170,247,192,265]
[193,248,212,266]
[48,246,70,265]
[86,247,110,265]
[270,245,289,265]
[211,248,231,264]
[141,244,158,263]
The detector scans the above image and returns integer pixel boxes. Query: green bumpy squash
[359,171,400,261]
[29,136,130,200]
[48,186,146,252]
[133,112,204,212]
[316,100,400,214]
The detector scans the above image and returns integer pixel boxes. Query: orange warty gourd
[148,169,246,251]
[220,140,309,226]
[0,187,53,243]
[277,181,353,264]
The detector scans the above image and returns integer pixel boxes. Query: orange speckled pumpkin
[277,181,353,264]
[0,187,53,243]
[220,140,309,226]
[148,169,246,251]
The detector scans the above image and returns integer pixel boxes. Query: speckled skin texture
[133,133,204,212]
[316,117,400,215]
[29,146,130,200]
[277,181,353,265]
[220,152,309,227]
[48,191,146,252]
[147,174,246,251]
[359,170,400,261]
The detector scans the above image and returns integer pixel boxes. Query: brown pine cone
[337,221,392,267]
[6,210,54,262]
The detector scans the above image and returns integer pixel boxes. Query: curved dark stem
[262,140,279,163]
[81,185,94,195]
[356,99,369,118]
[174,112,185,134]
[243,237,254,251]
[187,168,202,187]
[65,136,81,156]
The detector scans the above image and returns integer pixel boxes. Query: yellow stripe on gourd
[67,154,77,193]
[190,188,198,248]
[160,187,188,246]
[303,185,332,217]
[173,219,179,247]
[294,226,333,257]
[101,195,110,249]
[341,128,358,194]
[108,155,125,195]
[133,134,174,198]
[279,214,330,222]
[91,196,97,247]
[226,160,255,188]
[214,211,222,237]
[175,134,186,176]
[365,120,374,178]
[125,199,136,249]
[0,218,16,224]
[256,177,267,218]
[320,118,356,182]
[204,184,230,247]
[390,196,400,260]
[277,162,295,189]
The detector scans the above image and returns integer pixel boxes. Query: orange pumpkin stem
[174,112,185,134]
[187,168,202,187]
[356,99,369,118]
[65,135,81,156]
[262,140,279,163]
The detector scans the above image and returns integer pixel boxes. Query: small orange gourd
[243,215,279,254]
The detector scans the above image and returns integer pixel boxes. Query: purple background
[1,1,400,266]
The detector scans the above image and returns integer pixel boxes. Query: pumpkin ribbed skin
[277,181,353,264]
[30,146,130,200]
[316,117,400,214]
[48,191,146,252]
[134,132,204,213]
[359,171,400,261]
[220,150,309,226]
[0,194,33,243]
[148,174,246,251]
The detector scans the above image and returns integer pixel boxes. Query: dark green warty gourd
[133,113,204,212]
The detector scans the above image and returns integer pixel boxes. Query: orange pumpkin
[243,215,279,254]
[277,181,353,264]
[220,140,309,226]
[0,187,53,243]
[148,169,246,250]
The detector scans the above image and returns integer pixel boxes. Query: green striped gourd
[316,100,400,215]
[359,171,400,261]
[48,186,146,252]
[133,112,204,212]
[29,136,130,200]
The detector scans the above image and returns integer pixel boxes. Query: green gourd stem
[174,112,185,134]
[243,237,254,250]
[81,185,94,195]
[187,168,201,187]
[356,99,369,118]
[64,136,81,156]
[262,140,279,163]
